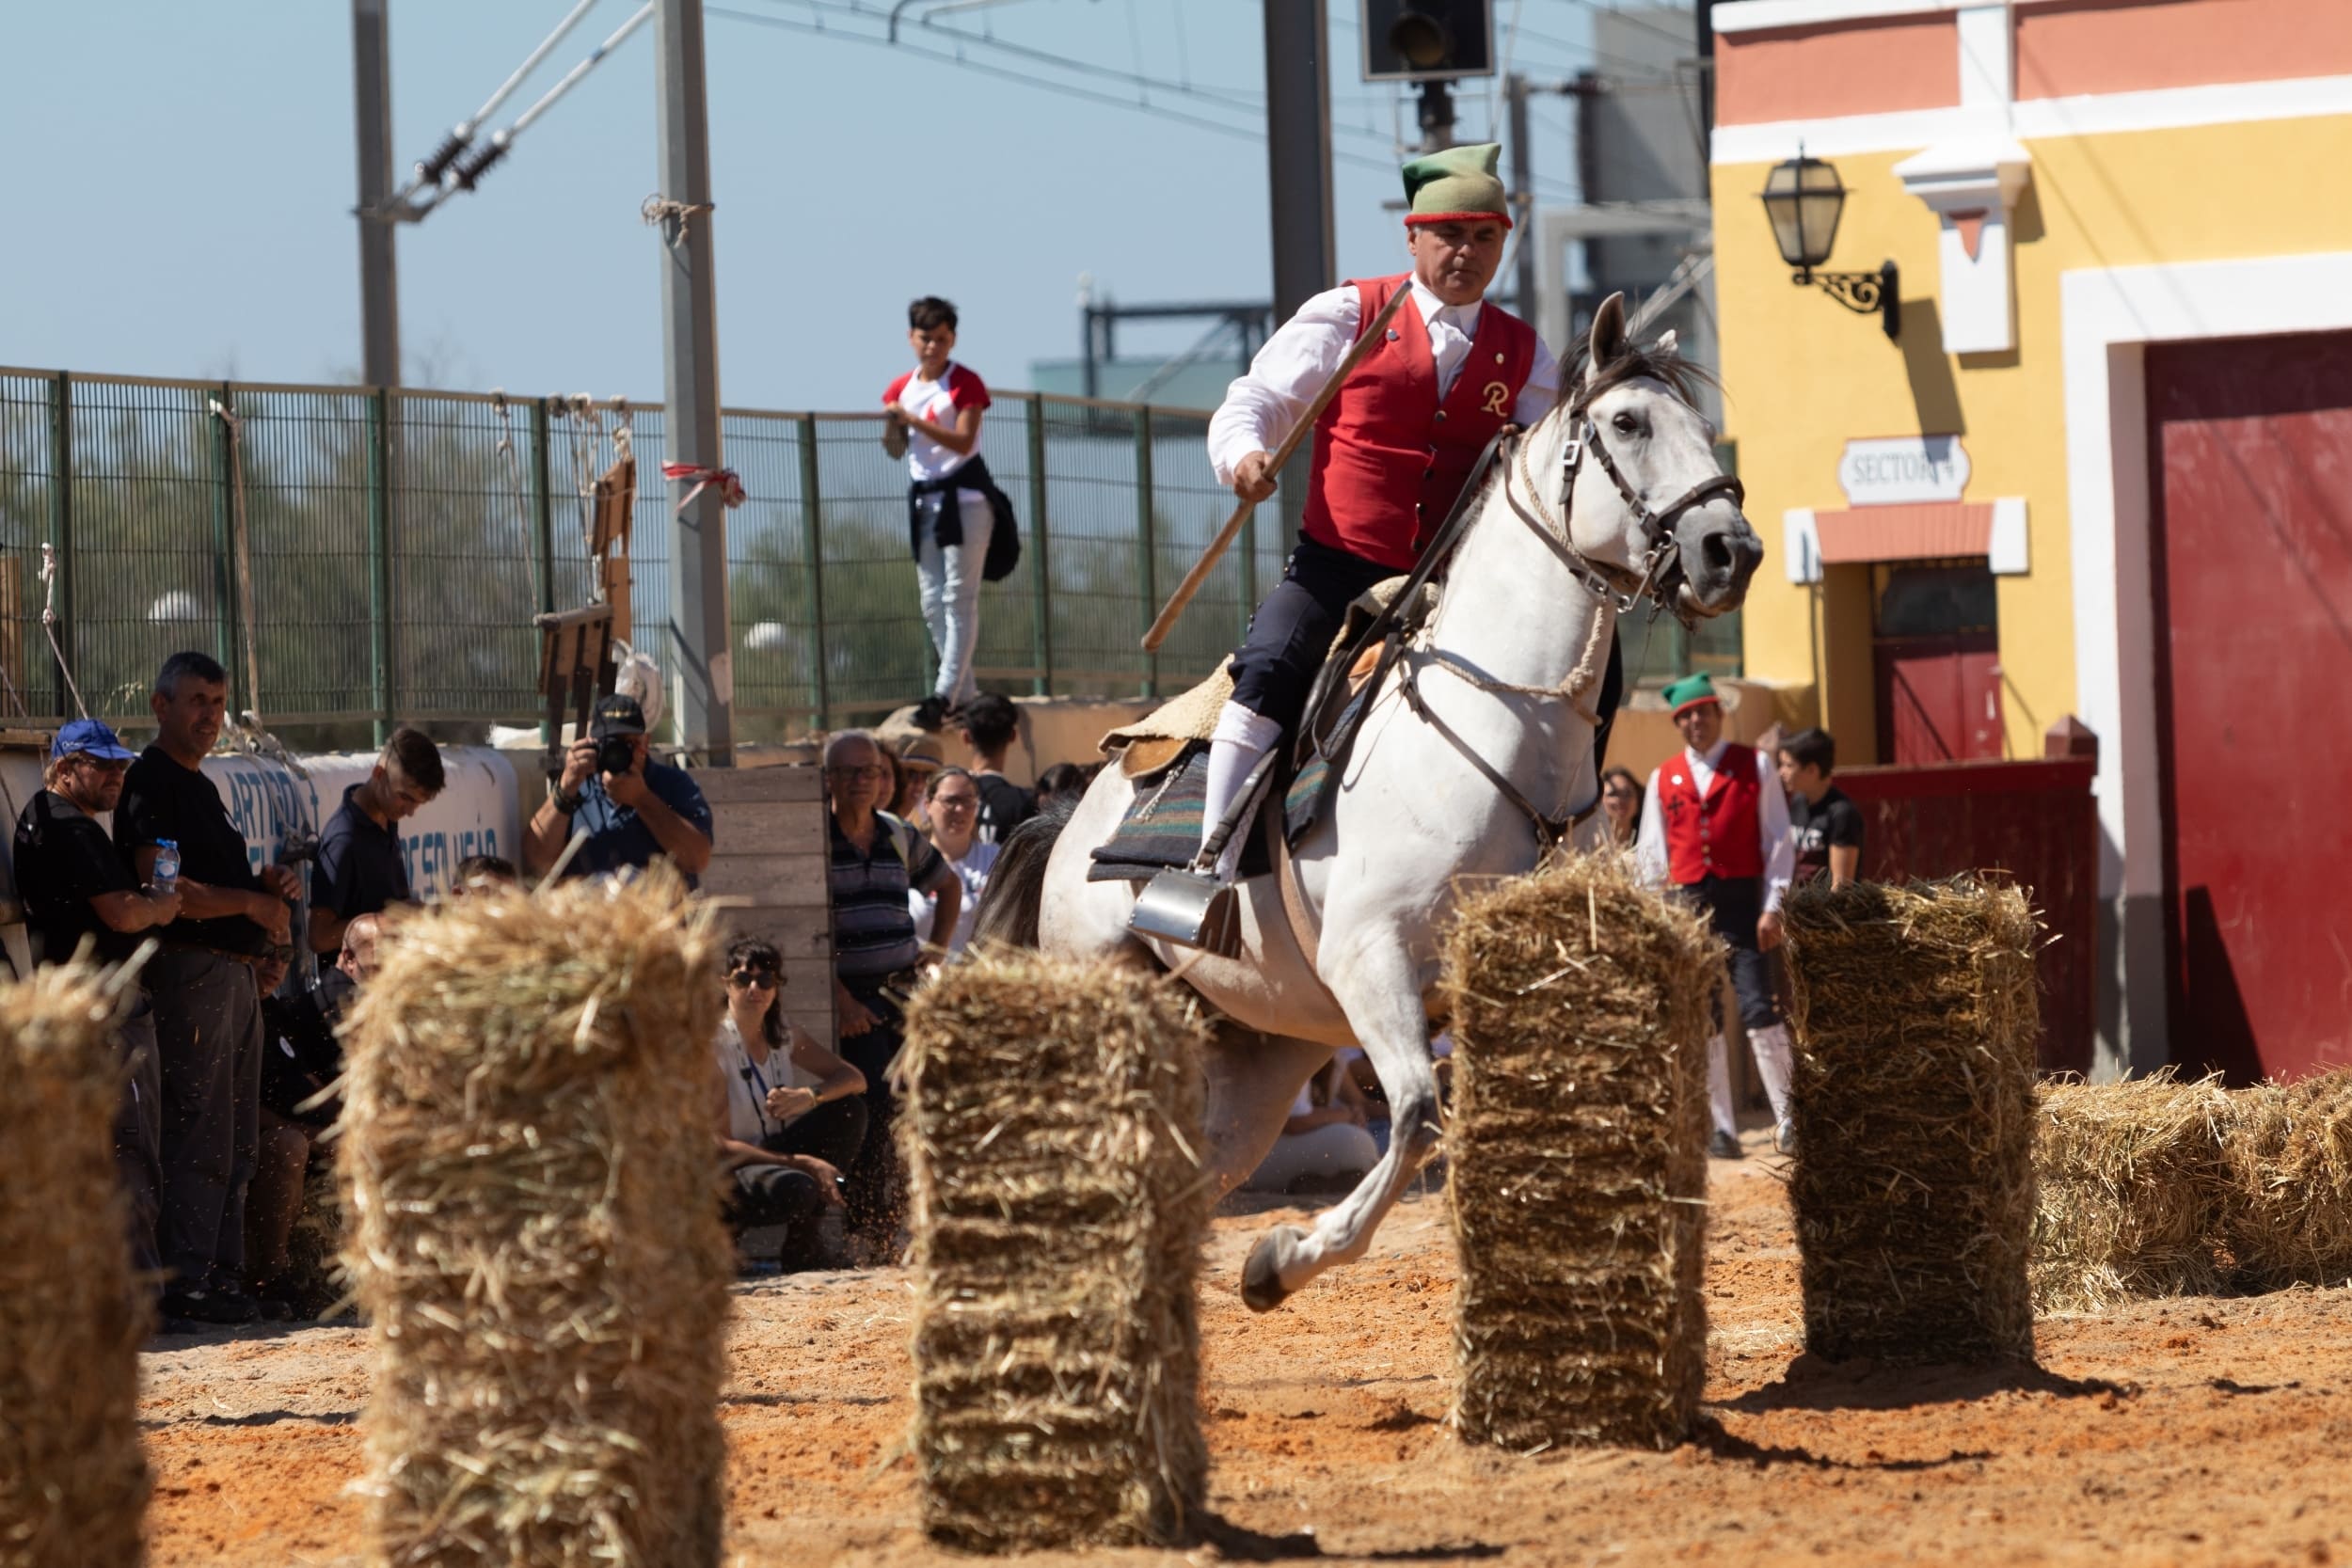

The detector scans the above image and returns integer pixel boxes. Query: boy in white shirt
[885,295,999,731]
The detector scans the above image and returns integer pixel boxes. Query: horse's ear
[1585,293,1629,384]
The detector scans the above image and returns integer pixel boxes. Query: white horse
[977,294,1762,1309]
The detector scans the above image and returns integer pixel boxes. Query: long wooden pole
[1141,284,1412,653]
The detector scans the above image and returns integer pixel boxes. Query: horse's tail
[971,798,1073,950]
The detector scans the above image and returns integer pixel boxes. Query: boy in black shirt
[1776,727,1865,889]
[13,719,184,1307]
[954,692,1036,845]
[115,652,300,1324]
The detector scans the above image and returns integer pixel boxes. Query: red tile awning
[1812,502,1994,564]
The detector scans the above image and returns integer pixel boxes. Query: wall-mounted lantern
[1761,153,1899,341]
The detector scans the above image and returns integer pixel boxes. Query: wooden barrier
[1836,753,2096,1074]
[696,762,835,1046]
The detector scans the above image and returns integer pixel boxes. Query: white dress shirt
[1206,277,1563,485]
[1635,737,1796,913]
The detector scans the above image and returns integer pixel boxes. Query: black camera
[596,734,636,777]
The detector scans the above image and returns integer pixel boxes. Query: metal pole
[47,373,72,720]
[1416,79,1455,153]
[353,0,401,387]
[532,397,556,749]
[1135,406,1157,700]
[1262,0,1333,588]
[367,388,395,744]
[1509,73,1537,317]
[1025,395,1052,696]
[654,0,733,763]
[797,413,829,729]
[209,386,238,704]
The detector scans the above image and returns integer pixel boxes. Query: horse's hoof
[1241,1226,1303,1313]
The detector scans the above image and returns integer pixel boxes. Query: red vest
[1300,275,1538,572]
[1658,745,1767,885]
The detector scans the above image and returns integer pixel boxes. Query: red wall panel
[1836,758,2099,1075]
[2148,329,2352,1083]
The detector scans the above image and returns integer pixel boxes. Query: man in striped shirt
[823,729,959,1245]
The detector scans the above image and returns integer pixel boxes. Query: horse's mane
[1557,338,1719,416]
[1450,334,1719,523]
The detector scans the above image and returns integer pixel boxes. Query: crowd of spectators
[9,650,728,1332]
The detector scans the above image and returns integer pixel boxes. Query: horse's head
[1563,293,1762,620]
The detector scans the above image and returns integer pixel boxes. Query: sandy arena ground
[140,1138,2352,1567]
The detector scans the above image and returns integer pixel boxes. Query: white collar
[1688,738,1730,770]
[1408,277,1482,334]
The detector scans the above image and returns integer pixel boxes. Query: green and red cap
[1402,142,1512,230]
[1662,673,1722,718]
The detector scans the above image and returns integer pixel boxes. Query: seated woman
[908,767,997,958]
[1243,1053,1381,1195]
[714,936,869,1271]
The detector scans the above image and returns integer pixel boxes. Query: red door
[2149,329,2352,1082]
[1871,563,2005,765]
[1876,635,2004,765]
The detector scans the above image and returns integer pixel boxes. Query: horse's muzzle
[1677,508,1764,617]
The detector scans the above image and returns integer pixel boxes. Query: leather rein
[1389,388,1746,851]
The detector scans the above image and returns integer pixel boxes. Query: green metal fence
[0,366,1733,736]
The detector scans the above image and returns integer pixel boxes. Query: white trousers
[1244,1122,1381,1193]
[915,492,993,707]
[1708,1022,1795,1140]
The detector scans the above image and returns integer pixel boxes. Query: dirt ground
[141,1139,2352,1568]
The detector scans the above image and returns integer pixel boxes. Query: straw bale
[2221,1069,2352,1291]
[0,960,151,1568]
[899,951,1211,1552]
[2029,1071,2236,1313]
[1439,853,1720,1451]
[1783,877,2040,1363]
[338,869,734,1568]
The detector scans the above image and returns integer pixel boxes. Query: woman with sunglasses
[714,937,868,1271]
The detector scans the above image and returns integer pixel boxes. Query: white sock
[1201,703,1282,877]
[1750,1022,1795,1127]
[1707,1033,1738,1139]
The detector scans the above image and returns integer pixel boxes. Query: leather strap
[1394,657,1597,852]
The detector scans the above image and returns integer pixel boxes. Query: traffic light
[1359,0,1495,82]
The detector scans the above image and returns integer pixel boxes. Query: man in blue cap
[13,718,186,1317]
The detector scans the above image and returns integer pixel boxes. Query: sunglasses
[825,765,887,782]
[727,969,780,990]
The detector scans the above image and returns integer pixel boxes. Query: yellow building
[1708,0,2352,1076]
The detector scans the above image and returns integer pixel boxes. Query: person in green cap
[1635,672,1797,1159]
[1197,142,1625,880]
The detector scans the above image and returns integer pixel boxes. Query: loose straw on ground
[1440,853,1719,1450]
[898,951,1211,1552]
[1783,877,2040,1362]
[2031,1070,2235,1313]
[339,866,733,1568]
[0,960,151,1568]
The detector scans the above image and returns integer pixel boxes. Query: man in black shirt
[13,718,184,1302]
[953,692,1035,845]
[309,726,443,954]
[1777,727,1866,889]
[115,651,300,1324]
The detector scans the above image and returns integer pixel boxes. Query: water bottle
[152,840,181,897]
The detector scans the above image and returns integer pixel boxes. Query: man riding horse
[977,142,1761,1312]
[1195,141,1620,888]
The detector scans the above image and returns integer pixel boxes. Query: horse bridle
[1509,399,1746,626]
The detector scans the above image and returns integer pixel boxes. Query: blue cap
[52,719,137,763]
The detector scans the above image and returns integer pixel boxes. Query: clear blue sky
[0,1,1603,409]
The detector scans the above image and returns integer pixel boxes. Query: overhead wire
[707,3,1402,171]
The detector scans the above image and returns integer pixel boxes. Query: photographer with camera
[523,694,714,887]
